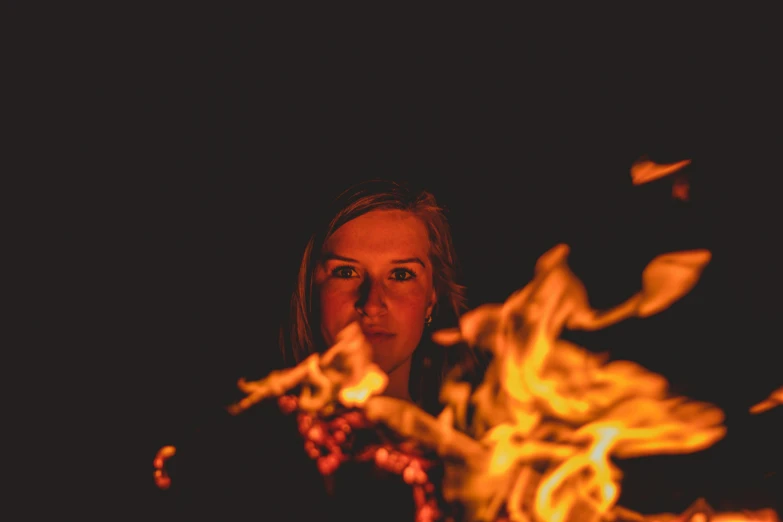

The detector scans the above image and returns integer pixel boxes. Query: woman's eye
[391,268,416,282]
[331,266,358,279]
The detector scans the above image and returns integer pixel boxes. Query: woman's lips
[363,331,395,343]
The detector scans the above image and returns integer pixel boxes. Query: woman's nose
[356,277,387,318]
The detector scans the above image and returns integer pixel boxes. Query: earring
[425,315,432,327]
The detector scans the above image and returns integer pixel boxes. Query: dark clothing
[148,400,421,521]
[151,400,326,521]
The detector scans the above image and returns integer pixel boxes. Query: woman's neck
[383,356,413,402]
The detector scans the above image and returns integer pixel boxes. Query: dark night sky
[19,6,779,517]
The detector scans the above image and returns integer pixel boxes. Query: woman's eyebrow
[391,257,426,268]
[323,253,359,263]
[322,253,426,268]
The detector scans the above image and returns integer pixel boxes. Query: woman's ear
[426,289,437,318]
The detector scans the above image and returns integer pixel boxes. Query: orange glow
[425,243,728,522]
[228,322,388,415]
[631,156,692,185]
[152,445,176,490]
[226,239,776,520]
[626,498,780,522]
[750,386,783,414]
[340,368,388,407]
[672,176,690,201]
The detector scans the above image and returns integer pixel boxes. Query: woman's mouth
[363,331,395,343]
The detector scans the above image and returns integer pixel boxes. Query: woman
[154,179,483,520]
[280,178,482,414]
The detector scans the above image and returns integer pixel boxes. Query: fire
[750,387,783,415]
[153,154,777,518]
[152,445,176,490]
[424,243,729,522]
[227,321,388,415]
[620,499,780,522]
[340,369,388,407]
[218,242,778,521]
[630,157,691,185]
[630,156,692,201]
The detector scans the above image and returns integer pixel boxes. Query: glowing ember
[153,445,176,490]
[671,176,690,202]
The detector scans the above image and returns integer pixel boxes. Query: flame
[228,322,387,415]
[424,244,730,522]
[340,368,388,407]
[223,240,777,521]
[750,386,783,414]
[622,498,780,522]
[630,157,691,185]
[630,156,692,202]
[152,445,176,490]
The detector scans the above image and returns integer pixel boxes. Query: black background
[14,5,780,519]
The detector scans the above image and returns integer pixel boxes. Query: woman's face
[314,209,437,375]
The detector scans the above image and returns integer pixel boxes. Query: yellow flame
[340,367,388,407]
[227,322,387,414]
[224,239,776,522]
[429,244,736,522]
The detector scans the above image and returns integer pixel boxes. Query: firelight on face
[314,209,436,391]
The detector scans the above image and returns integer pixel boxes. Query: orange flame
[152,445,176,490]
[624,498,780,522]
[631,157,691,185]
[228,322,387,415]
[224,241,776,522]
[750,386,783,415]
[630,156,692,201]
[426,243,728,522]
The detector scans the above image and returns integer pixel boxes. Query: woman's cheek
[320,288,358,330]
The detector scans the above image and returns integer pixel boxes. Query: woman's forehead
[324,209,431,259]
